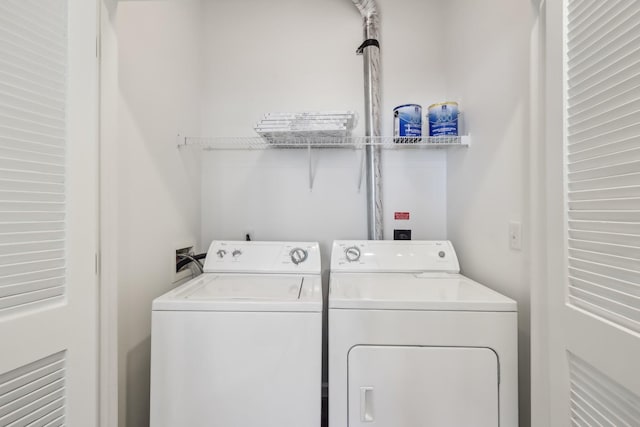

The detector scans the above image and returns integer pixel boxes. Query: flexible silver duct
[352,0,383,240]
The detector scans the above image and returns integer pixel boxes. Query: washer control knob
[438,251,446,258]
[345,246,361,262]
[289,248,308,265]
[216,249,227,258]
[232,249,242,258]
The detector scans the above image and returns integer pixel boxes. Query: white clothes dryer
[328,240,518,427]
[150,241,322,427]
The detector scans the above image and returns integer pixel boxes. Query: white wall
[117,1,203,425]
[200,0,450,252]
[444,1,536,425]
[114,0,538,425]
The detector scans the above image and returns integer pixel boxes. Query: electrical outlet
[509,221,522,251]
[394,229,412,240]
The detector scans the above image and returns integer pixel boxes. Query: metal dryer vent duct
[351,0,383,240]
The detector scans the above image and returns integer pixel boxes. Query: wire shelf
[179,135,470,150]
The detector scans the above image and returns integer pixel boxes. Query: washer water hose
[176,253,206,275]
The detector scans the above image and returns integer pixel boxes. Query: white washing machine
[150,241,322,427]
[328,240,518,427]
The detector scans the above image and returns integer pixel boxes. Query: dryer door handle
[360,386,374,422]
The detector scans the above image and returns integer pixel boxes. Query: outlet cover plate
[394,229,412,240]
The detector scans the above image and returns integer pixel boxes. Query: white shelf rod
[178,135,471,150]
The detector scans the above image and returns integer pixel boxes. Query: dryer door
[348,346,499,426]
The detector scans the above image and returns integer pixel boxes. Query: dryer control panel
[203,241,321,274]
[331,240,460,273]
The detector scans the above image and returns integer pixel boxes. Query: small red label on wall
[394,212,410,220]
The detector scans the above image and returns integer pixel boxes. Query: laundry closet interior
[114,0,534,425]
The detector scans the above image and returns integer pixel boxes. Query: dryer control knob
[438,251,446,258]
[216,249,227,258]
[232,249,242,258]
[345,246,361,262]
[289,248,308,265]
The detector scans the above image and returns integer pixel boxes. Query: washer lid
[153,274,322,312]
[329,273,516,312]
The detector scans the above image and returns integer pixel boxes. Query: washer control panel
[203,241,321,274]
[331,240,460,273]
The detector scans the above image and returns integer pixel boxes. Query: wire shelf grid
[179,135,470,150]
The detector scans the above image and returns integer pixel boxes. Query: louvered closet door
[0,0,98,425]
[546,0,640,425]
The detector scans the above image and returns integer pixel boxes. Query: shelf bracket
[357,147,365,193]
[308,143,314,190]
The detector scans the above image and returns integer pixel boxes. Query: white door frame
[98,0,119,425]
[543,0,569,421]
[530,0,572,422]
[528,1,551,426]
